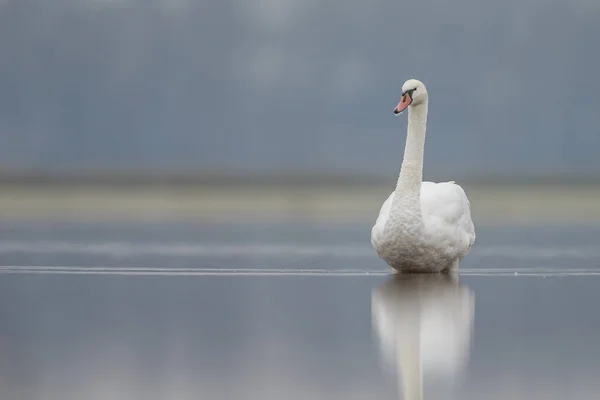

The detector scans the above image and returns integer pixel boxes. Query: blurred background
[0,0,599,222]
[3,2,600,399]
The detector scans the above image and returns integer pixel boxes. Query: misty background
[3,4,600,400]
[0,0,599,182]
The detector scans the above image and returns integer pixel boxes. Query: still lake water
[0,220,599,399]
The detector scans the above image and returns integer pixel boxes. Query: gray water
[0,221,599,399]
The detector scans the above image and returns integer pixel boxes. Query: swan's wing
[371,191,395,247]
[420,181,476,258]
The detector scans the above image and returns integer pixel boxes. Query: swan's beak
[394,92,412,115]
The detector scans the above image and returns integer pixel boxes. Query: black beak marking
[402,88,416,100]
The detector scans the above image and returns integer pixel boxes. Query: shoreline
[0,182,599,223]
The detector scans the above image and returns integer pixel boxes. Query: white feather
[371,182,475,262]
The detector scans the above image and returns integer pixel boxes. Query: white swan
[371,79,475,273]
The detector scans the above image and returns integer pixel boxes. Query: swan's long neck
[389,101,428,223]
[396,102,428,195]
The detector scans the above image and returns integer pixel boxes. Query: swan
[371,273,475,400]
[371,79,475,273]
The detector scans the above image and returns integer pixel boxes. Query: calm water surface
[0,220,599,399]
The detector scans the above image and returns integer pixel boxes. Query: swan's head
[394,79,428,115]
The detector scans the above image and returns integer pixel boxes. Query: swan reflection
[371,273,474,399]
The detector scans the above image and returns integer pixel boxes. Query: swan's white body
[371,79,475,273]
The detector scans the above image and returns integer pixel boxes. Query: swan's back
[420,181,475,260]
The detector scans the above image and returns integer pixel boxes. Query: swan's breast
[375,229,453,272]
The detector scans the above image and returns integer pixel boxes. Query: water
[0,220,599,399]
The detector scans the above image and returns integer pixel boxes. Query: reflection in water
[371,273,475,399]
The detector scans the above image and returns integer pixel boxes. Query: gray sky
[0,0,599,180]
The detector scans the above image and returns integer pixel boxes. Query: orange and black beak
[394,90,414,115]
